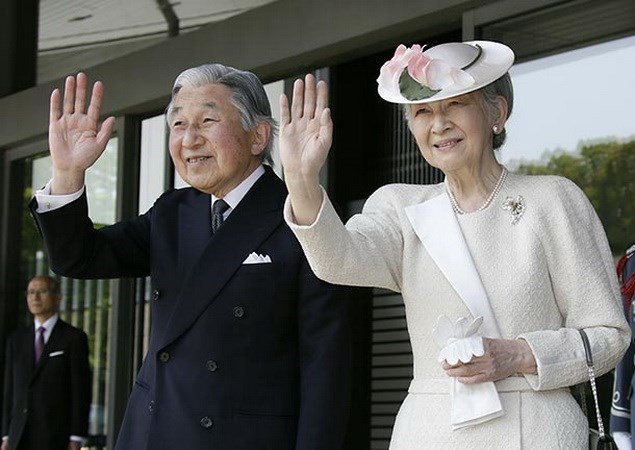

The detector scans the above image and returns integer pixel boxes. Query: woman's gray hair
[166,64,277,166]
[402,72,514,150]
[480,72,514,150]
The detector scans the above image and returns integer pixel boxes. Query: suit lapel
[405,191,502,338]
[158,168,286,349]
[22,324,36,374]
[178,190,213,273]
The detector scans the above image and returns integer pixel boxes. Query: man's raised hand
[49,72,115,194]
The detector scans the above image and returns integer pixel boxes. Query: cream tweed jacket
[284,172,630,449]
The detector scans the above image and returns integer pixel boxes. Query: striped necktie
[35,326,45,363]
[212,199,229,234]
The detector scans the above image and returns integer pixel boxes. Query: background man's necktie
[35,326,45,363]
[212,199,229,234]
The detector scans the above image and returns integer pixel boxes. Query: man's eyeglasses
[26,289,50,296]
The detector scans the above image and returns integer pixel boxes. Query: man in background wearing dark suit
[29,65,351,449]
[2,276,91,450]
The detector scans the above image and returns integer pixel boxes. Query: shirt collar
[211,164,265,214]
[35,313,59,332]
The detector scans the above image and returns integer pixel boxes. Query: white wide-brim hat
[377,40,515,104]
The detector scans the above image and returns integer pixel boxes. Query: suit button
[152,290,161,301]
[206,360,218,372]
[233,306,244,318]
[148,400,156,412]
[23,407,28,413]
[200,416,213,429]
[159,351,170,363]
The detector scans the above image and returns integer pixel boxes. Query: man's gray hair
[166,64,277,165]
[28,275,61,296]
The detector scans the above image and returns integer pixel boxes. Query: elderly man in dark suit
[2,276,91,450]
[29,65,351,450]
[611,245,635,449]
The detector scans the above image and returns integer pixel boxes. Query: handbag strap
[578,329,608,439]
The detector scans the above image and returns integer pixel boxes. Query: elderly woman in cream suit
[278,40,630,449]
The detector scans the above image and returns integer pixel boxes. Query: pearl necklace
[447,167,508,215]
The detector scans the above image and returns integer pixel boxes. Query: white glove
[432,315,503,429]
[433,315,485,365]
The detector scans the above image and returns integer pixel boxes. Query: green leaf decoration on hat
[398,68,439,101]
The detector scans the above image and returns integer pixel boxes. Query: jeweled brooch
[502,195,525,225]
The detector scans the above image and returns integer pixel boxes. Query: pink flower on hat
[424,59,475,91]
[377,44,426,99]
[377,43,475,101]
[406,51,434,86]
[409,55,474,91]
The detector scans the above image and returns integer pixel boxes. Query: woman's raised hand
[279,73,332,182]
[49,72,115,194]
[279,74,332,225]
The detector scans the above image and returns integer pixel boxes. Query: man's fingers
[50,89,61,123]
[74,72,88,114]
[96,116,116,148]
[63,75,76,114]
[87,81,105,122]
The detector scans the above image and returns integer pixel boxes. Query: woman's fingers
[280,74,332,160]
[302,74,316,120]
[320,108,333,148]
[316,79,329,113]
[442,338,532,383]
[290,78,304,119]
[444,360,489,384]
[286,74,329,122]
[279,93,290,126]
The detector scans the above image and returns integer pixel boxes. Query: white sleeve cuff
[35,180,85,213]
[283,186,327,229]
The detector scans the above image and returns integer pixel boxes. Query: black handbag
[578,329,618,450]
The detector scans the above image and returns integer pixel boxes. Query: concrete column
[0,0,38,97]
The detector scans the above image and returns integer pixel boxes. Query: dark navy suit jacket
[611,247,635,443]
[30,167,351,450]
[2,319,91,450]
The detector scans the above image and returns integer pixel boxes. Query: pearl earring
[493,124,500,134]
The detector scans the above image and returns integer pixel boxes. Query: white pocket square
[48,350,64,357]
[242,252,272,264]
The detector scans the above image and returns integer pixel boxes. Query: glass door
[15,137,119,449]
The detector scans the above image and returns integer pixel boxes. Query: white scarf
[406,191,504,429]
